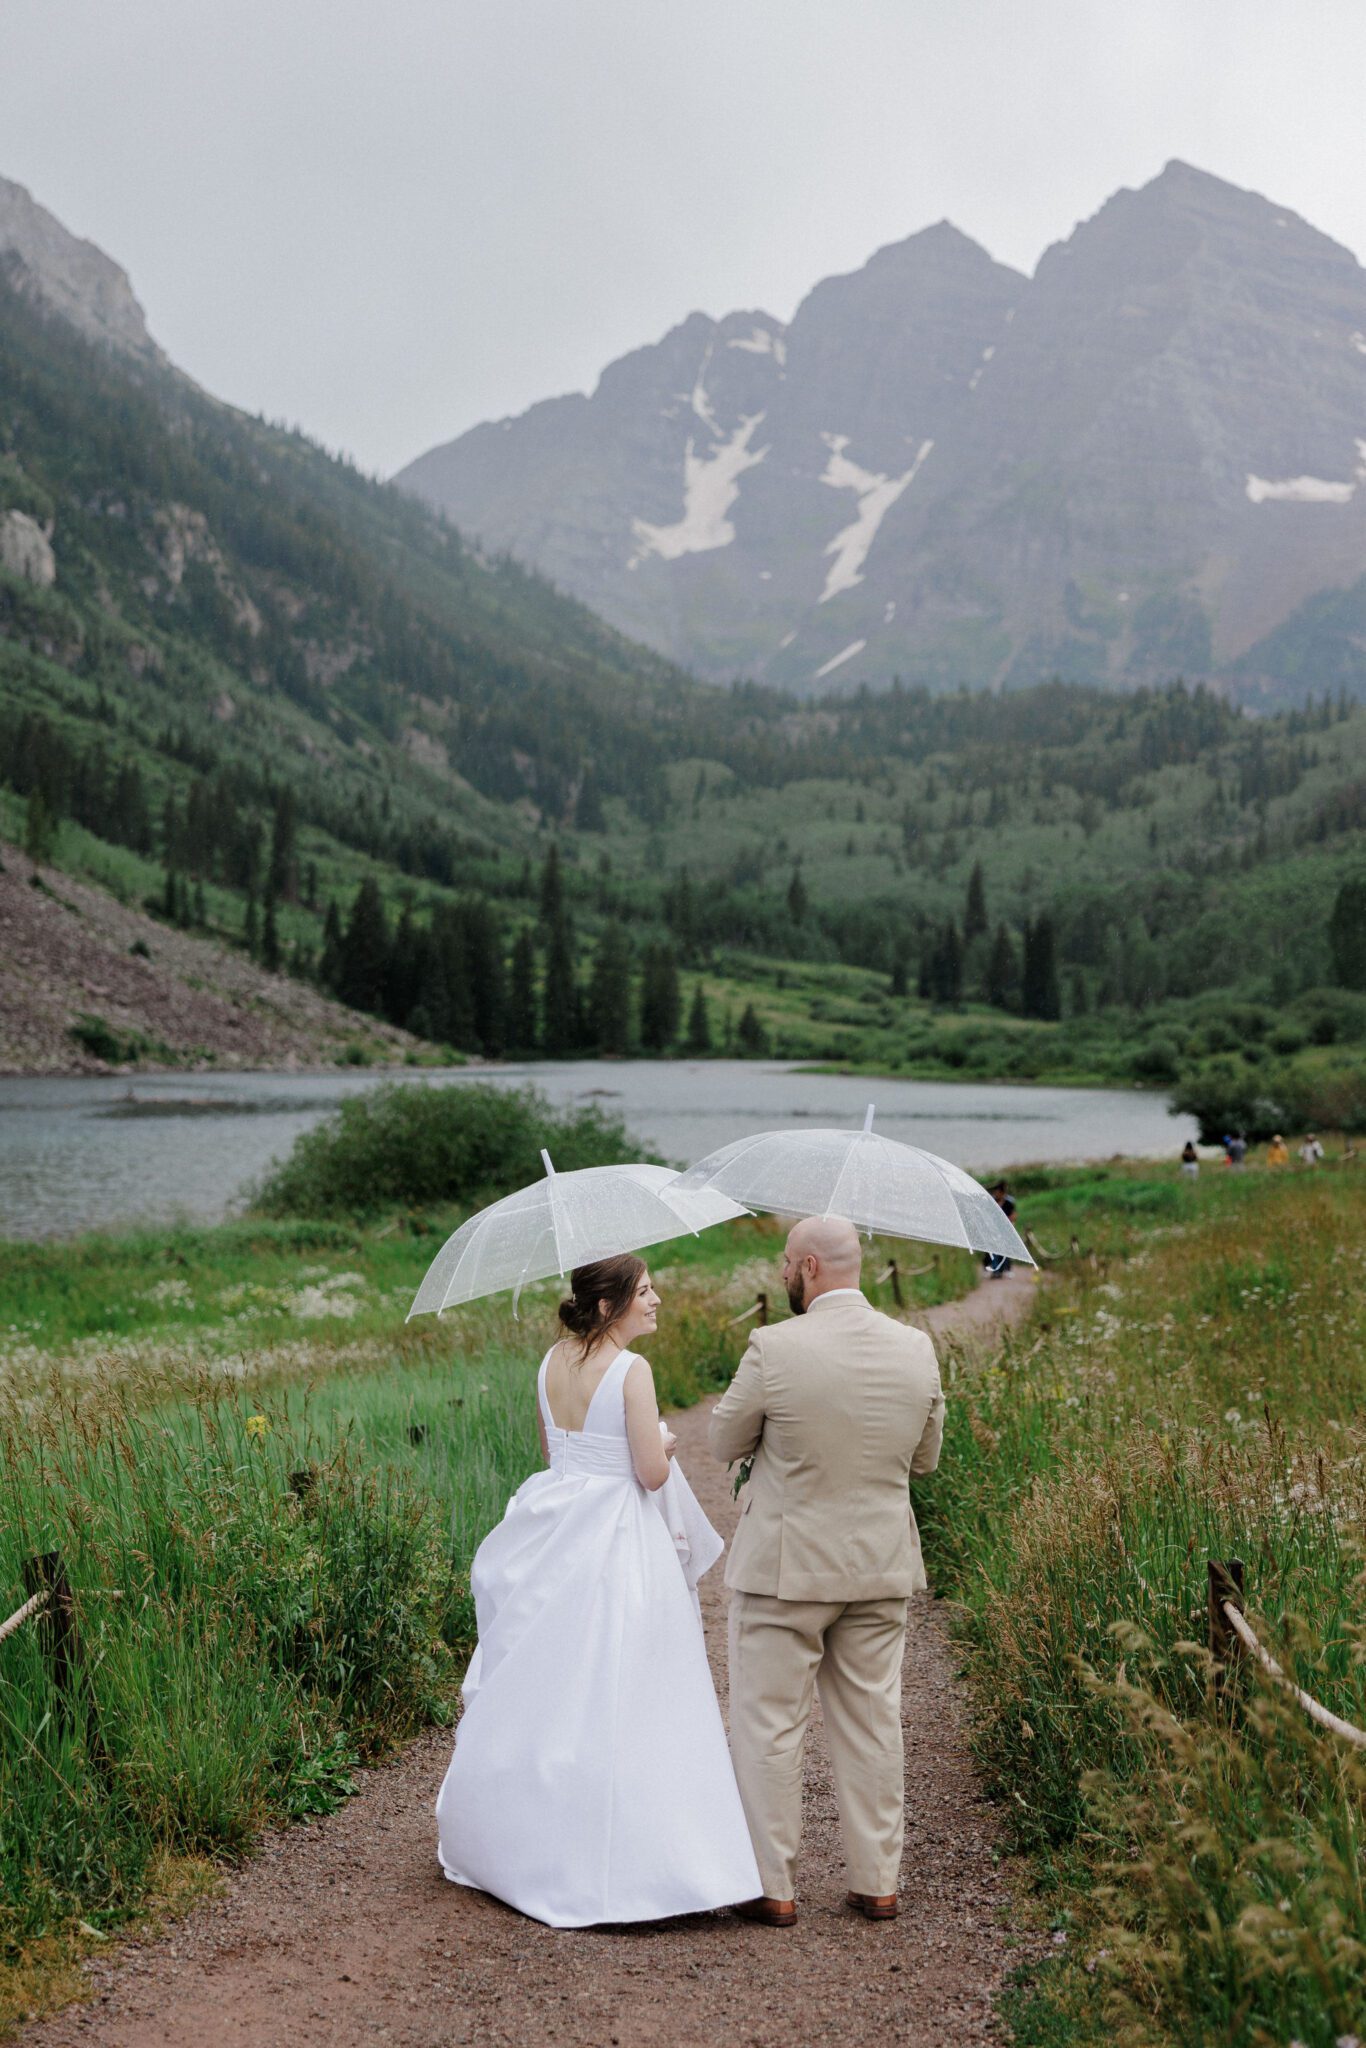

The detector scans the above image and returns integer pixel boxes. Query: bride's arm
[623,1357,671,1491]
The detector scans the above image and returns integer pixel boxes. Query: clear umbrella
[674,1105,1034,1264]
[407,1153,750,1317]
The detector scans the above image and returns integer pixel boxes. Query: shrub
[251,1081,647,1219]
[1169,1056,1288,1142]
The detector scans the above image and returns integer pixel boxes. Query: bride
[436,1253,761,1926]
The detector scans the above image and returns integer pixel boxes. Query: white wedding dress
[436,1346,761,1926]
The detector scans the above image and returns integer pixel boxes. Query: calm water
[0,1062,1196,1241]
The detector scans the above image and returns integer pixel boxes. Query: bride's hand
[661,1428,677,1461]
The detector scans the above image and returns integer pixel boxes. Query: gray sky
[4,0,1365,477]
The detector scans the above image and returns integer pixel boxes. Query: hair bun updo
[558,1253,647,1353]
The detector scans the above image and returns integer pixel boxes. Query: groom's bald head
[783,1216,862,1313]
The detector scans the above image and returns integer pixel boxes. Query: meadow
[1,1072,1361,2045]
[920,1155,1366,2046]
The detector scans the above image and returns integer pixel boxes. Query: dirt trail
[24,1269,1035,2048]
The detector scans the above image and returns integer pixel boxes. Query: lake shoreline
[0,1062,1195,1242]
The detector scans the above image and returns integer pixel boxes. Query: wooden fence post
[1208,1558,1245,1690]
[756,1292,768,1326]
[888,1259,904,1308]
[22,1551,111,1769]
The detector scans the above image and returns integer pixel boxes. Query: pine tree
[588,922,633,1053]
[736,1003,769,1056]
[542,913,577,1055]
[964,861,988,941]
[786,867,808,926]
[639,944,682,1051]
[508,927,538,1051]
[538,844,564,926]
[464,900,507,1055]
[1022,914,1061,1020]
[684,982,712,1055]
[268,787,299,902]
[262,889,281,973]
[985,924,1017,1009]
[889,951,908,999]
[193,877,207,928]
[320,900,344,992]
[1329,877,1366,989]
[24,786,56,863]
[162,864,179,922]
[665,869,699,961]
[244,881,259,959]
[339,877,389,1013]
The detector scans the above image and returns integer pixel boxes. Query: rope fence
[1208,1557,1366,1749]
[0,1586,48,1646]
[2,1552,113,1772]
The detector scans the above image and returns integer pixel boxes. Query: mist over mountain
[398,163,1366,705]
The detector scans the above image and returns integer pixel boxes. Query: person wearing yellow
[1266,1134,1289,1167]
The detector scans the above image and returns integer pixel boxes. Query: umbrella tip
[540,1148,555,1177]
[862,1103,875,1134]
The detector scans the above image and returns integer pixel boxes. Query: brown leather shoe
[735,1896,798,1928]
[847,1891,899,1920]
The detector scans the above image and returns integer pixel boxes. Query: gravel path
[24,1271,1035,2048]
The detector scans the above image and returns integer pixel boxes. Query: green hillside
[2,264,1366,1124]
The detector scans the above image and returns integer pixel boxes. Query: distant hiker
[1180,1140,1199,1179]
[983,1180,1017,1276]
[1226,1133,1248,1170]
[1299,1134,1325,1166]
[1266,1134,1289,1168]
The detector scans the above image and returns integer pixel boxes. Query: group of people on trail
[1180,1132,1327,1177]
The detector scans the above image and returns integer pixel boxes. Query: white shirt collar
[805,1287,867,1312]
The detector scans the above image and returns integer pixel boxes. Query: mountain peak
[0,174,163,365]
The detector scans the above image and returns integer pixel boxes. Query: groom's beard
[785,1271,807,1316]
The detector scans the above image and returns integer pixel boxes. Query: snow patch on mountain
[814,639,867,678]
[1246,472,1354,504]
[629,414,769,565]
[817,435,933,602]
[727,326,787,365]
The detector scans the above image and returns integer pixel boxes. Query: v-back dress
[435,1346,761,1926]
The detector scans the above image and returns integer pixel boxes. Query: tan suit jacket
[709,1290,944,1602]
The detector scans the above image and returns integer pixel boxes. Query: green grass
[916,1158,1366,2045]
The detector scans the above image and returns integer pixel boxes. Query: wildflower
[245,1414,270,1439]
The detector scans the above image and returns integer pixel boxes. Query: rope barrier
[0,1587,48,1646]
[1221,1599,1366,1749]
[722,1300,764,1328]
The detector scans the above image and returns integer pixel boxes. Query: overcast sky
[4,1,1365,476]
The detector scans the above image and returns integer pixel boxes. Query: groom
[709,1216,944,1927]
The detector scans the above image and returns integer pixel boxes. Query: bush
[251,1081,647,1219]
[1170,1056,1289,1142]
[1130,1035,1180,1083]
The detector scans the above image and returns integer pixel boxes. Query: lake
[0,1062,1196,1241]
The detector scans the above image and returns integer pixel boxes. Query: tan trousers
[727,1590,907,1901]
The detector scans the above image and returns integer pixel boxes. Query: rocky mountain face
[397,164,1366,702]
[0,175,165,366]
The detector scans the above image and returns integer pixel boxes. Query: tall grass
[917,1163,1366,2045]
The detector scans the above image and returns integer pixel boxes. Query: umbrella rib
[822,1129,865,1223]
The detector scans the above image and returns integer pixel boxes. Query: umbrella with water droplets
[673,1104,1034,1265]
[406,1150,750,1317]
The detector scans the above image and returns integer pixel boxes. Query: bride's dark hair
[558,1254,647,1356]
